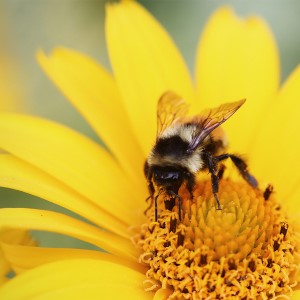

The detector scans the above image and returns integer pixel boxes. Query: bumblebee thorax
[147,124,204,173]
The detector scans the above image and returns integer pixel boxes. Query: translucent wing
[188,99,246,152]
[156,91,189,139]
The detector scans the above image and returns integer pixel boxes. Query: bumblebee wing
[156,91,189,139]
[188,99,246,152]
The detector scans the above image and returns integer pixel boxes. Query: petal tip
[36,49,46,60]
[212,6,236,19]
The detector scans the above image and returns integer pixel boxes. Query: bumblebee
[144,91,258,221]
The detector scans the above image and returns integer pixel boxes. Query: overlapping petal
[0,154,129,238]
[0,242,143,274]
[0,113,146,225]
[195,7,279,153]
[0,229,36,285]
[0,259,151,300]
[0,208,137,261]
[106,0,195,154]
[251,65,300,200]
[37,48,144,182]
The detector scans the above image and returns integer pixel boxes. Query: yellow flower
[0,1,300,299]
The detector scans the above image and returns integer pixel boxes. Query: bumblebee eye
[154,170,180,181]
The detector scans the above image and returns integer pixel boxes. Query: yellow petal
[291,289,300,300]
[30,286,150,300]
[251,65,300,198]
[0,259,151,300]
[106,0,195,154]
[0,252,10,284]
[154,289,172,300]
[0,229,36,248]
[1,242,143,274]
[0,154,129,238]
[0,229,35,284]
[32,288,149,300]
[0,113,144,225]
[37,48,144,183]
[286,183,300,217]
[195,7,279,153]
[0,277,8,286]
[0,208,137,261]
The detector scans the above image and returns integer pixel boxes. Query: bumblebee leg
[178,194,182,221]
[169,191,182,221]
[216,154,258,188]
[211,174,222,210]
[144,180,155,216]
[229,154,258,188]
[203,153,222,210]
[186,173,195,200]
[144,195,153,216]
[217,164,226,180]
[155,194,159,222]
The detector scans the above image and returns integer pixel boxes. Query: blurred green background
[0,0,299,248]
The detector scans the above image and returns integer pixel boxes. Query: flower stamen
[134,179,300,299]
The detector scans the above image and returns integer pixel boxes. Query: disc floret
[135,180,300,299]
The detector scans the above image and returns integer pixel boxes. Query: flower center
[134,179,300,299]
